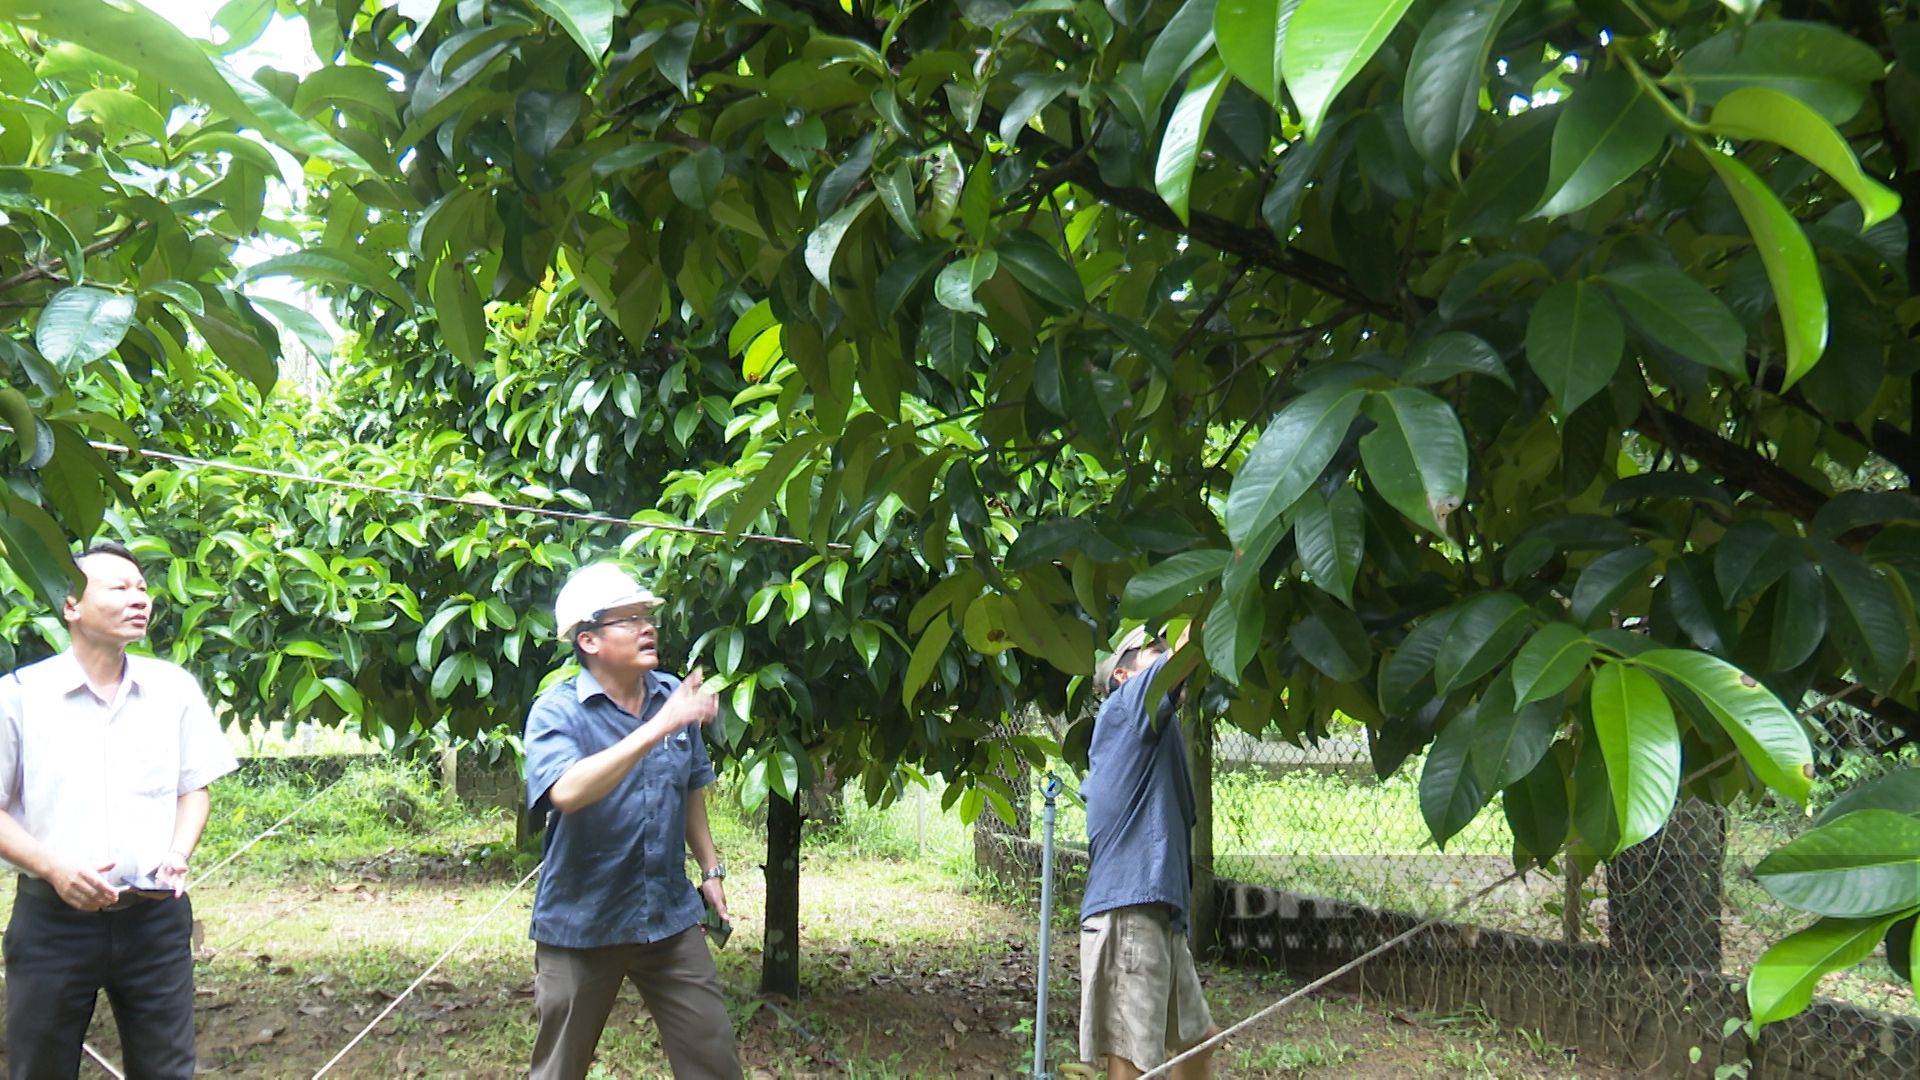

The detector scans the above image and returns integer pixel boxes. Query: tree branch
[0,221,146,297]
[1631,401,1828,520]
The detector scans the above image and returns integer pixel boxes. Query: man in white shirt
[0,541,237,1079]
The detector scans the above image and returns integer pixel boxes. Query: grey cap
[1093,625,1153,694]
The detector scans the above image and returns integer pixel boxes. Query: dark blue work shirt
[1080,655,1196,930]
[524,668,716,948]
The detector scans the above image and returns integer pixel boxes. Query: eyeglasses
[593,612,655,631]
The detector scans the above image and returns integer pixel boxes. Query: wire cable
[1135,868,1527,1079]
[0,426,848,553]
[309,860,542,1079]
[188,774,347,892]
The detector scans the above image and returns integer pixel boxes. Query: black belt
[17,874,174,912]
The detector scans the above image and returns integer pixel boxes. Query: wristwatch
[701,863,726,883]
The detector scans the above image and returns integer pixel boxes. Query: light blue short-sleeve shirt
[524,668,716,949]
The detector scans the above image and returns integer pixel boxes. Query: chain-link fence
[978,702,1920,1077]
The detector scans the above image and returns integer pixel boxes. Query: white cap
[1093,625,1153,694]
[553,563,661,640]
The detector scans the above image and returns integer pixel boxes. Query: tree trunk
[1606,797,1725,972]
[760,791,802,998]
[1187,710,1216,956]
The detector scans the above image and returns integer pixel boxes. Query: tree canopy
[3,0,1919,1018]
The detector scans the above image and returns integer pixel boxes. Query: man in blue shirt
[523,563,742,1079]
[1078,624,1216,1079]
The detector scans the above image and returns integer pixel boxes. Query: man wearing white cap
[522,563,741,1079]
[1077,623,1217,1079]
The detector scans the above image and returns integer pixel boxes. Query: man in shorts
[1078,624,1217,1078]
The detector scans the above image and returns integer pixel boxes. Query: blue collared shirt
[524,667,716,948]
[1079,655,1196,930]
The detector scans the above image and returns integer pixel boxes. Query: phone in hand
[700,898,733,949]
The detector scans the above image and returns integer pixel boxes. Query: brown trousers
[530,927,742,1080]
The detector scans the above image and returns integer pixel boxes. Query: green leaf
[1470,685,1559,791]
[1531,70,1669,219]
[1379,609,1458,715]
[1709,86,1901,231]
[251,297,336,362]
[1598,262,1747,377]
[1670,20,1889,125]
[1767,562,1828,672]
[1525,279,1624,413]
[1214,0,1298,108]
[999,73,1072,144]
[1290,594,1370,682]
[805,192,878,288]
[1203,585,1265,684]
[997,231,1086,310]
[1815,769,1920,827]
[1121,549,1230,618]
[1889,914,1915,984]
[190,294,278,395]
[1357,388,1467,536]
[1402,0,1518,181]
[1435,592,1531,695]
[430,258,487,369]
[740,759,770,813]
[283,639,338,661]
[68,87,167,143]
[933,251,998,317]
[1401,331,1513,389]
[1589,661,1681,853]
[1421,710,1488,848]
[1154,57,1230,225]
[1282,0,1421,140]
[1510,622,1594,706]
[514,88,584,161]
[1291,486,1364,607]
[962,593,1021,656]
[1505,745,1571,868]
[1570,546,1658,626]
[1753,810,1920,918]
[1698,143,1828,389]
[669,145,724,210]
[34,287,135,372]
[527,0,619,64]
[1225,384,1366,546]
[0,389,36,464]
[1748,913,1910,1029]
[1816,540,1909,692]
[1147,0,1222,120]
[874,162,920,239]
[0,493,79,608]
[1633,649,1814,804]
[726,435,826,540]
[1715,521,1796,604]
[240,249,412,312]
[212,0,275,53]
[902,615,954,708]
[0,0,381,174]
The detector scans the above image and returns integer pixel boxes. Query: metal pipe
[1032,772,1063,1080]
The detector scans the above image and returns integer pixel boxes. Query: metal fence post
[1032,772,1063,1080]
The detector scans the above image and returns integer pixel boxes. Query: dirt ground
[0,852,1625,1078]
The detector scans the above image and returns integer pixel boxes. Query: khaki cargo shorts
[1079,903,1213,1071]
